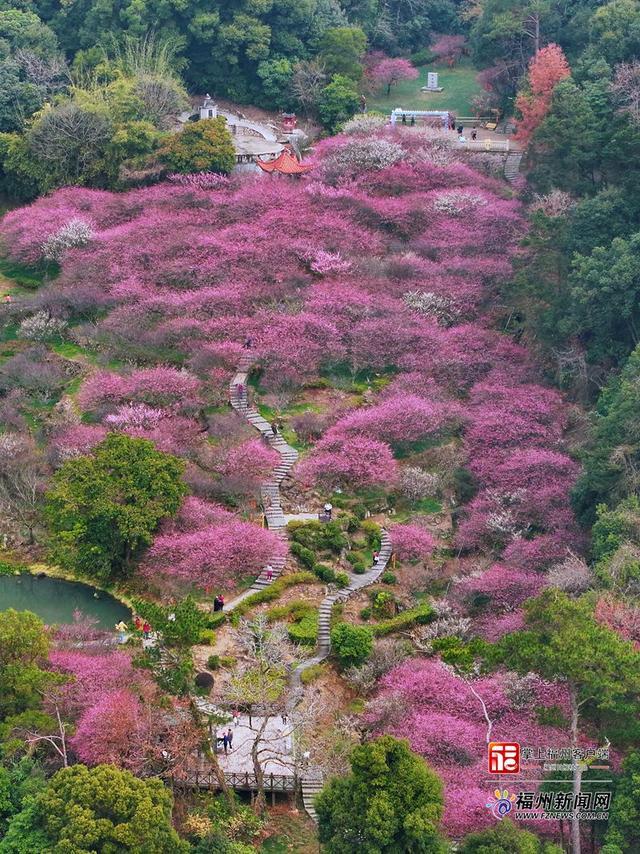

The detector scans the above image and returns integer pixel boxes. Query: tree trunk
[209,746,237,815]
[570,685,582,854]
[251,717,269,816]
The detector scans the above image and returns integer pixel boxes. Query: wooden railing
[177,770,297,792]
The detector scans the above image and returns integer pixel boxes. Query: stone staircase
[300,772,324,822]
[504,151,523,182]
[226,354,298,608]
[290,529,393,692]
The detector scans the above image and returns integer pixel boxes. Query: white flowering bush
[399,466,440,502]
[530,189,574,217]
[403,290,457,325]
[19,311,68,341]
[433,190,488,216]
[547,551,593,595]
[42,218,94,261]
[341,113,388,135]
[322,138,406,182]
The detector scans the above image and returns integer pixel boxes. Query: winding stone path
[290,529,392,692]
[225,355,394,822]
[226,352,299,609]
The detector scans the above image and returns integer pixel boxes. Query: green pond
[0,573,130,628]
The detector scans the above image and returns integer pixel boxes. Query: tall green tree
[0,764,188,853]
[318,26,366,80]
[318,74,360,131]
[494,590,640,854]
[0,610,53,721]
[573,344,640,522]
[45,433,186,581]
[315,735,447,854]
[602,751,640,853]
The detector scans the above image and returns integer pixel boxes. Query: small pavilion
[256,147,312,176]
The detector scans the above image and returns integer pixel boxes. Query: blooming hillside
[1,127,587,836]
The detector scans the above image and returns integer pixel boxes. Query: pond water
[0,573,130,628]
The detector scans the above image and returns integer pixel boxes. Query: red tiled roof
[257,149,312,174]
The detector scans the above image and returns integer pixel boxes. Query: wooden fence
[176,769,297,792]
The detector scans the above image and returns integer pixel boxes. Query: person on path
[142,622,151,639]
[223,733,229,754]
[373,551,380,565]
[236,382,244,398]
[282,712,288,724]
[471,129,477,141]
[115,621,128,643]
[457,124,463,135]
[133,615,142,631]
[233,709,240,726]
[265,565,274,581]
[271,421,278,436]
[226,728,233,750]
[324,502,333,520]
[213,595,221,612]
[243,337,252,349]
[218,594,225,611]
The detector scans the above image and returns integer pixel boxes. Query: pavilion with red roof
[256,147,312,176]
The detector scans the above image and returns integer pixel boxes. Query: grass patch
[300,663,327,684]
[232,572,317,615]
[370,602,434,637]
[0,257,53,291]
[368,60,483,116]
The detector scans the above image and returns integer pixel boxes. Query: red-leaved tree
[515,43,570,143]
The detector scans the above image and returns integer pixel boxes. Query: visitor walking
[271,421,278,436]
[471,129,477,141]
[115,621,128,643]
[323,502,333,521]
[142,621,151,639]
[457,124,463,136]
[243,336,252,349]
[213,595,224,612]
[218,594,225,611]
[226,728,234,750]
[265,565,274,581]
[373,551,379,565]
[281,712,288,724]
[233,709,240,726]
[223,732,229,754]
[236,382,244,398]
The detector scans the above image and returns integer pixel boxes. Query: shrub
[290,541,316,569]
[371,590,395,618]
[206,655,220,670]
[360,607,372,621]
[288,612,318,646]
[301,663,326,684]
[330,622,373,667]
[314,563,337,583]
[199,629,216,645]
[352,560,367,574]
[335,571,350,587]
[159,117,235,175]
[207,612,227,629]
[381,571,397,584]
[361,520,382,549]
[370,603,434,637]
